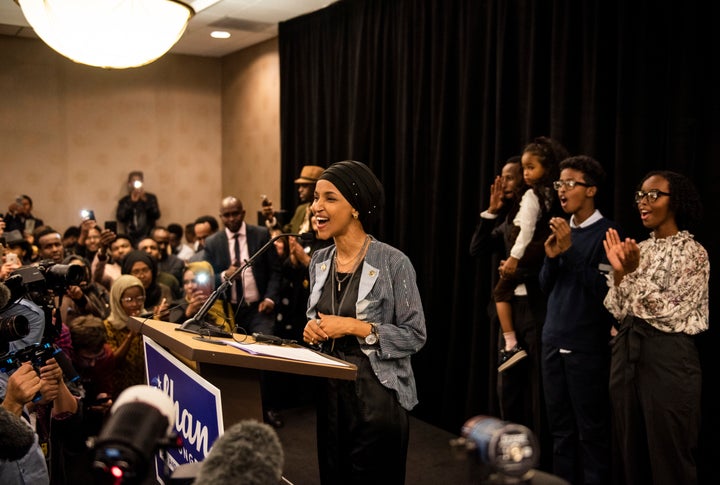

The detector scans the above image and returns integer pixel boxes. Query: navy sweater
[539,217,616,353]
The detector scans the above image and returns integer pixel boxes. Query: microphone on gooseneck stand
[176,232,314,339]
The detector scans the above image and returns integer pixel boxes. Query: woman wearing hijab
[169,261,234,333]
[302,160,427,485]
[121,249,171,319]
[103,274,147,399]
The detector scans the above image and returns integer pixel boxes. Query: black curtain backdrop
[278,0,719,476]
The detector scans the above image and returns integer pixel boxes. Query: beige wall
[0,35,281,238]
[221,39,282,214]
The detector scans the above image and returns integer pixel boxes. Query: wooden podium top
[127,317,357,381]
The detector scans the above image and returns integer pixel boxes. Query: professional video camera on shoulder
[4,260,84,346]
[4,260,85,314]
[9,259,84,296]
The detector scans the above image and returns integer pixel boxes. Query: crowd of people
[0,150,709,484]
[0,167,335,482]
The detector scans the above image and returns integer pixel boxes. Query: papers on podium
[224,341,350,367]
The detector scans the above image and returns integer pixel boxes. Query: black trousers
[541,343,611,484]
[316,337,409,485]
[610,316,701,485]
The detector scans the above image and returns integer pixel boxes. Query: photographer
[74,218,102,264]
[116,171,161,247]
[1,265,90,483]
[0,362,47,484]
[0,356,81,484]
[59,255,110,326]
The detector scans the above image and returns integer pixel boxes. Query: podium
[127,317,357,426]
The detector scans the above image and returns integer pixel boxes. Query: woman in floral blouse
[603,170,708,485]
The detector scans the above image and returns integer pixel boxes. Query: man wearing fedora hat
[286,165,324,233]
[266,164,323,234]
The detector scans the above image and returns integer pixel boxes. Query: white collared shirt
[226,223,260,303]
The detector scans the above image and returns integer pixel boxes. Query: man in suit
[202,196,285,428]
[202,196,281,336]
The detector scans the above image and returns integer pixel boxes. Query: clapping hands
[603,228,640,284]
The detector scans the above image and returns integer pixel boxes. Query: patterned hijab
[108,274,145,330]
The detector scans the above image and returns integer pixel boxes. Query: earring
[352,212,359,219]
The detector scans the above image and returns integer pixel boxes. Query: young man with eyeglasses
[539,155,617,484]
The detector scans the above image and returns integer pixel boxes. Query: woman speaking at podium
[303,161,426,485]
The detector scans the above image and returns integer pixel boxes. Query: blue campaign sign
[143,337,224,482]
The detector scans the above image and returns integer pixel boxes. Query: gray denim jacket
[307,237,426,411]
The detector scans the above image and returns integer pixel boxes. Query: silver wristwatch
[364,323,378,345]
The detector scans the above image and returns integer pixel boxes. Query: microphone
[92,385,179,484]
[229,231,315,278]
[177,231,314,338]
[191,420,284,485]
[0,406,36,461]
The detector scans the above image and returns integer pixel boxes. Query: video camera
[450,415,541,485]
[5,261,85,339]
[8,260,84,297]
[0,342,80,401]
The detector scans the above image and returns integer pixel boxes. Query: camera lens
[45,263,85,289]
[0,314,30,342]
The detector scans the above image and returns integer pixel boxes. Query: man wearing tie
[202,196,282,336]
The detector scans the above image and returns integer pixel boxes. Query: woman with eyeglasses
[103,274,147,399]
[603,171,708,485]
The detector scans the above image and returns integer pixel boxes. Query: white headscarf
[108,274,145,330]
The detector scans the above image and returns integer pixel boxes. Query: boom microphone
[192,420,284,485]
[0,406,36,461]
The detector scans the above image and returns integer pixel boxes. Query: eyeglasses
[121,295,146,304]
[634,189,671,204]
[553,180,592,191]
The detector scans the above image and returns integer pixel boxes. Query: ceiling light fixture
[210,31,231,39]
[16,0,195,69]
